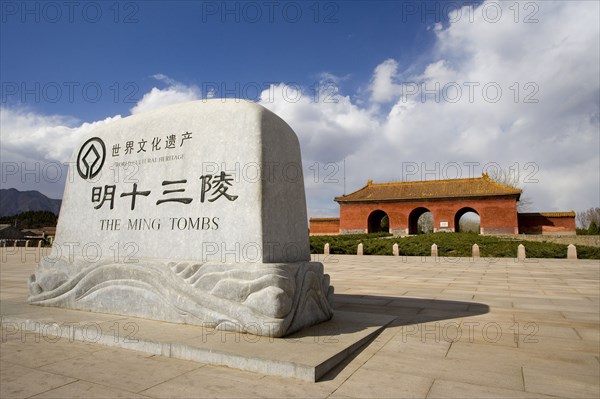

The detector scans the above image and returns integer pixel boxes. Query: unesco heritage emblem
[77,137,106,180]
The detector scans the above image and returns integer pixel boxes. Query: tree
[417,212,433,234]
[459,214,480,233]
[589,221,599,235]
[0,211,57,230]
[487,168,533,212]
[576,207,600,229]
[380,215,389,231]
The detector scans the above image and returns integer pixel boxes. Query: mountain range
[0,188,62,217]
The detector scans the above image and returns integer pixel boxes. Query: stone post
[431,243,438,257]
[357,243,363,256]
[25,240,30,248]
[472,244,480,258]
[37,240,43,248]
[392,243,399,256]
[567,244,577,260]
[324,243,330,256]
[517,244,526,261]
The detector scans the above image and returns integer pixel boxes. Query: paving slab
[426,379,557,399]
[523,366,600,398]
[30,380,150,399]
[329,367,434,399]
[37,347,202,392]
[1,249,599,398]
[2,305,394,382]
[0,361,77,398]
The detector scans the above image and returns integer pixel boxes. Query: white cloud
[258,83,381,216]
[0,107,121,163]
[369,59,401,103]
[130,75,201,115]
[0,107,122,198]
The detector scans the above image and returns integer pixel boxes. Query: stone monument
[28,100,334,337]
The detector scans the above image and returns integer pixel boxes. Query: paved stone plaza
[1,248,599,398]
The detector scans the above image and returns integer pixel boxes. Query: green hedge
[310,232,600,259]
[310,232,391,254]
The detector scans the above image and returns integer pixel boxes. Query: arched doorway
[409,207,433,234]
[368,210,389,233]
[455,207,480,233]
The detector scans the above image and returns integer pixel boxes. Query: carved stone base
[28,257,334,338]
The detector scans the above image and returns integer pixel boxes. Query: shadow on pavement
[334,294,489,325]
[318,294,490,381]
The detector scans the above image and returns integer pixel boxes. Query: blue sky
[1,1,599,219]
[1,1,443,121]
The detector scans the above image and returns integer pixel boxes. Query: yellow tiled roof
[335,174,522,202]
[518,211,576,218]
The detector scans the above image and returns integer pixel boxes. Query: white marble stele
[28,100,334,337]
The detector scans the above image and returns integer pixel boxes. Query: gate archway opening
[368,210,389,233]
[455,207,480,233]
[409,207,433,234]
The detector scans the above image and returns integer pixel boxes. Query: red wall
[518,215,576,235]
[309,218,340,235]
[339,197,519,235]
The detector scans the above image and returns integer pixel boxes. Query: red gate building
[309,174,576,236]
